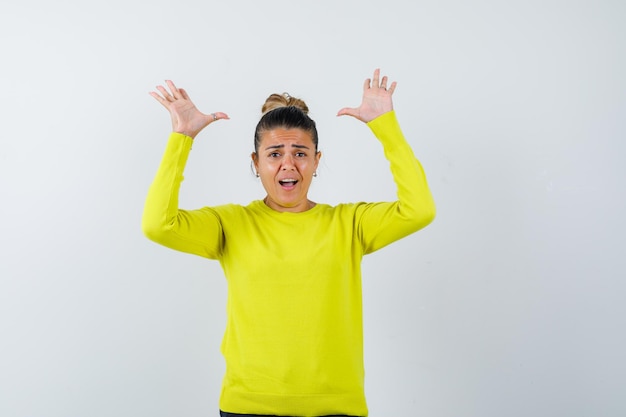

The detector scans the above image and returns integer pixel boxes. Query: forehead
[259,128,315,148]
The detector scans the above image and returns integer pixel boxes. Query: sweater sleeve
[141,133,224,259]
[357,111,436,254]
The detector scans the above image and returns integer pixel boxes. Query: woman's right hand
[149,80,229,139]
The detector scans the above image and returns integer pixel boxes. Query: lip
[278,179,299,190]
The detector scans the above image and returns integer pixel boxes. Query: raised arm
[142,81,229,259]
[339,69,436,253]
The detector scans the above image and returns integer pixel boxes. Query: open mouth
[279,179,299,189]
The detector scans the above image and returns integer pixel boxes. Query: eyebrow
[264,144,311,151]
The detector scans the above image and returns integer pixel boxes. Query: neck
[263,196,316,213]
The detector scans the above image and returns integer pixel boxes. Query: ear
[314,151,322,169]
[251,152,259,173]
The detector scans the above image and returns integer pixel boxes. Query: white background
[1,1,625,416]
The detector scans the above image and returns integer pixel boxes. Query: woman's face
[253,128,321,213]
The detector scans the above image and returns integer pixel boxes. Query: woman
[143,69,436,417]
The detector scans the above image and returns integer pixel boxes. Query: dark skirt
[220,411,360,417]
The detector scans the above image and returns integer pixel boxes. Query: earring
[256,173,260,178]
[313,172,318,177]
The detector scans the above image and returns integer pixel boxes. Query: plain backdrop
[1,1,625,416]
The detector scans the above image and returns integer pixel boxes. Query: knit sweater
[142,111,435,416]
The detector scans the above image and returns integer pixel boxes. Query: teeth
[280,179,297,183]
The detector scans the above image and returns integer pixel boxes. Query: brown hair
[254,93,318,153]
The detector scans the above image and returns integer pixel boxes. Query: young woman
[143,69,436,417]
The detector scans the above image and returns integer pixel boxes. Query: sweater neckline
[251,199,324,217]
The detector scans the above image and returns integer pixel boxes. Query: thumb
[212,111,230,121]
[336,107,359,118]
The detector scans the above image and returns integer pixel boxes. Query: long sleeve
[141,133,224,259]
[357,110,436,254]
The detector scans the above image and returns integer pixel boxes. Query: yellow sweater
[142,111,435,416]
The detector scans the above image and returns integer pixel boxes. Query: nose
[281,154,295,170]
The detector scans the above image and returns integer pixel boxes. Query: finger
[166,80,183,99]
[210,111,230,121]
[179,88,191,100]
[149,90,164,102]
[363,77,371,90]
[149,91,171,109]
[372,68,380,87]
[380,75,388,89]
[387,81,397,95]
[336,107,358,118]
[157,85,175,101]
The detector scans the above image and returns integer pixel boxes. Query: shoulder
[201,202,255,218]
[318,202,374,217]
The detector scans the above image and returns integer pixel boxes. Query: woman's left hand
[337,68,396,123]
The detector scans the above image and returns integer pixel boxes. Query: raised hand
[337,68,396,123]
[149,80,229,139]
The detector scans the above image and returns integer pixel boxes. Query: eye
[269,152,281,158]
[295,152,306,158]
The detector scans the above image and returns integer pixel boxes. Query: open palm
[150,80,228,139]
[337,68,396,123]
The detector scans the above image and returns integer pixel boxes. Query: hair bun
[261,92,309,115]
